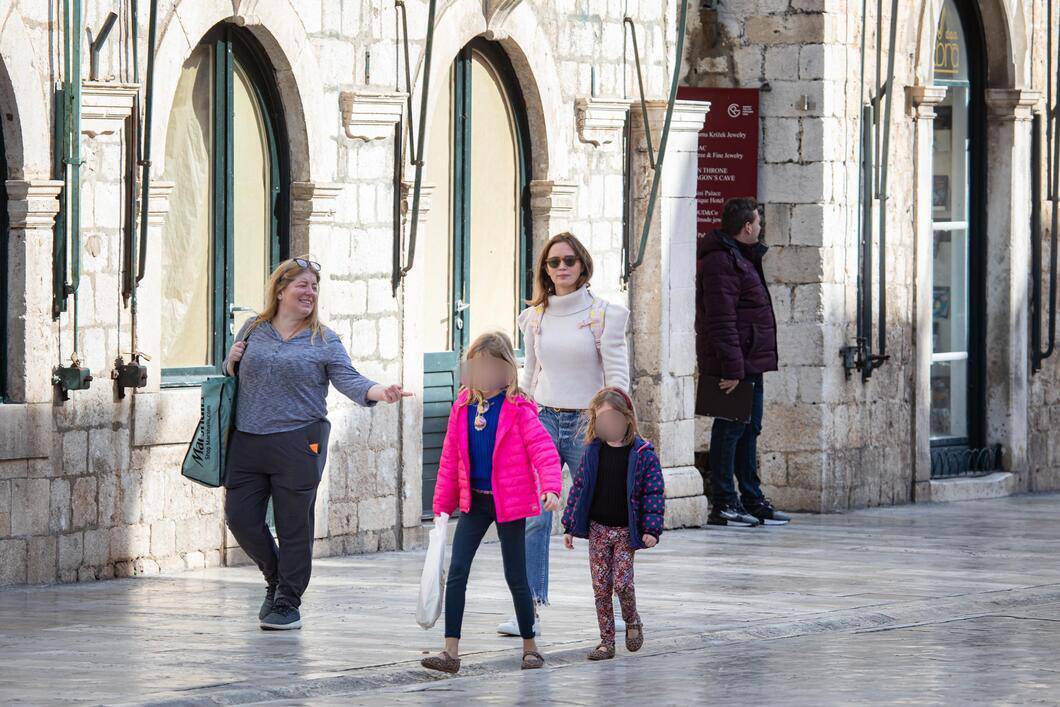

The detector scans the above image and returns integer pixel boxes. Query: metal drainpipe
[392,0,437,294]
[67,0,84,351]
[136,0,158,285]
[624,0,689,279]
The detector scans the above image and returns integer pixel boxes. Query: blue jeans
[708,373,767,509]
[525,407,586,606]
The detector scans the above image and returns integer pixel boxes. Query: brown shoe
[521,650,545,669]
[587,643,615,661]
[625,622,644,652]
[421,650,461,674]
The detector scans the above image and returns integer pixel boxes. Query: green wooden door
[420,41,533,516]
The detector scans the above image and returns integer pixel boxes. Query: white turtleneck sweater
[518,286,631,409]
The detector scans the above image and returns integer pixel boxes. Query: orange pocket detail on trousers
[309,443,319,454]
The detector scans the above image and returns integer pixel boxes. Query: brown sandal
[521,650,545,669]
[587,643,616,661]
[421,650,461,674]
[625,622,644,652]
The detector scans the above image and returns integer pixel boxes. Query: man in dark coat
[695,197,790,527]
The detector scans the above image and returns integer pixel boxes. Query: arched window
[160,25,288,384]
[929,0,986,467]
[420,39,533,513]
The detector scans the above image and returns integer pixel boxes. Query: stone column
[288,181,344,542]
[907,85,947,501]
[628,100,711,528]
[133,181,174,396]
[398,181,434,545]
[4,180,64,404]
[983,89,1039,484]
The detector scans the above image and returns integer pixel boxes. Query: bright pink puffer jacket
[433,389,562,523]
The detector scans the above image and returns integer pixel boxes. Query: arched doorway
[159,24,290,385]
[420,38,534,514]
[0,101,7,403]
[928,0,988,474]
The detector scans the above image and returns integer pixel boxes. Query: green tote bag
[180,374,238,488]
[180,322,257,487]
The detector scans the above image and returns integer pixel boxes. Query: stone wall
[0,0,696,587]
[684,0,1060,510]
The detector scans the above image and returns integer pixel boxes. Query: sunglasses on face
[545,255,579,269]
[294,258,321,272]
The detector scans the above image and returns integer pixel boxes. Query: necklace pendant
[474,414,487,432]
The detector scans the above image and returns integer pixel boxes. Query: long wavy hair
[527,232,594,310]
[250,255,324,341]
[461,331,525,406]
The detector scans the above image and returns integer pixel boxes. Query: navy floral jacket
[561,437,666,549]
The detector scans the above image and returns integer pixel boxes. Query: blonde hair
[251,255,324,341]
[528,232,594,310]
[461,331,524,406]
[584,387,639,446]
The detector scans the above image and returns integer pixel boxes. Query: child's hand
[641,534,658,548]
[563,534,574,550]
[541,492,560,512]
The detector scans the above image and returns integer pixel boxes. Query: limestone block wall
[0,0,694,587]
[684,0,1060,510]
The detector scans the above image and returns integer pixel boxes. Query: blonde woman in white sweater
[496,232,631,637]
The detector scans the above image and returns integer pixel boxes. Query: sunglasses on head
[545,255,579,269]
[294,258,321,272]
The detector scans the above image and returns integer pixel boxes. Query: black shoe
[258,583,278,621]
[707,504,761,527]
[746,499,791,526]
[260,600,302,630]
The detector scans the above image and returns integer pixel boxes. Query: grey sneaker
[258,584,278,621]
[260,600,302,630]
[707,504,761,527]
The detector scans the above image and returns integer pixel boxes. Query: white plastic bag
[416,512,449,629]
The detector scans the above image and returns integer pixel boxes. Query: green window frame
[162,25,289,387]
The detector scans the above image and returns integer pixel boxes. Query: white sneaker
[496,614,541,636]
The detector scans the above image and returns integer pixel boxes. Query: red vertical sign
[676,87,760,238]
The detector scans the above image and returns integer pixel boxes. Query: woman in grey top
[223,256,408,631]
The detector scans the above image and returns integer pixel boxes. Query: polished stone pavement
[2,494,1060,705]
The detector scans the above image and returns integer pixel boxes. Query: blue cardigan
[561,437,666,549]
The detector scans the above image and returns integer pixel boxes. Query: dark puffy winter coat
[695,228,779,383]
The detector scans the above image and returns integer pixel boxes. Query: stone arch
[912,0,1028,89]
[151,0,324,182]
[0,11,51,178]
[408,0,571,181]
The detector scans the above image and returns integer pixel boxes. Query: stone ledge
[664,494,709,529]
[925,471,1019,503]
[132,389,200,448]
[664,465,705,498]
[0,404,52,461]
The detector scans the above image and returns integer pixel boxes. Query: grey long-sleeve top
[226,320,378,435]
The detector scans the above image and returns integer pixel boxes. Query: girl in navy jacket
[561,387,665,660]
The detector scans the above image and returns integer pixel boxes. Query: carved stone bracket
[574,98,631,147]
[81,82,139,137]
[292,182,345,225]
[339,91,407,141]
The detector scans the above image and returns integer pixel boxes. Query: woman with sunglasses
[223,256,410,631]
[495,232,631,637]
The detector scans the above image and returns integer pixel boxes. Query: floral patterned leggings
[588,521,640,646]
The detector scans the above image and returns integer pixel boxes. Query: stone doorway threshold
[925,471,1018,503]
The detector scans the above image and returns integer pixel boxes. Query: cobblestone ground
[2,495,1060,706]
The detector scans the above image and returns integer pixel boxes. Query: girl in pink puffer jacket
[422,332,562,675]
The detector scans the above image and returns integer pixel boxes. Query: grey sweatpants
[223,420,330,607]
